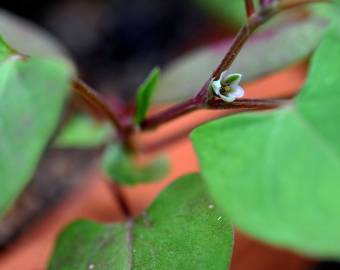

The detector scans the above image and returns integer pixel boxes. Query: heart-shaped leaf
[49,174,233,269]
[0,52,73,217]
[102,144,169,185]
[154,16,327,103]
[192,19,340,257]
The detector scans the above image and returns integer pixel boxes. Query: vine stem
[71,0,327,138]
[107,181,132,219]
[211,0,328,81]
[73,79,123,130]
[73,80,134,218]
[138,98,290,153]
[141,98,203,130]
[72,79,133,140]
[245,0,256,18]
[66,0,324,216]
[207,98,290,110]
[139,0,326,132]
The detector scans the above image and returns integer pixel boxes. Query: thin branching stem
[139,0,325,132]
[211,0,328,80]
[206,98,290,110]
[141,98,202,130]
[107,181,132,218]
[245,0,256,18]
[73,79,122,129]
[72,79,133,140]
[71,0,327,145]
[138,98,290,153]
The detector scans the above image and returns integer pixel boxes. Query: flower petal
[220,95,236,103]
[211,71,244,102]
[211,80,222,95]
[231,85,245,98]
[221,73,242,86]
[220,70,229,83]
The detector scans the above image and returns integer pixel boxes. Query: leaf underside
[0,9,70,60]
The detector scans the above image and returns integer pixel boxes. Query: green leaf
[134,67,160,125]
[192,21,340,257]
[102,144,169,185]
[0,35,15,61]
[0,57,73,217]
[155,16,327,103]
[49,174,234,270]
[55,115,113,149]
[0,9,71,61]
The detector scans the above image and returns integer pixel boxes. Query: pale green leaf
[0,57,73,217]
[192,20,340,257]
[55,115,113,149]
[102,144,168,185]
[49,174,233,270]
[134,67,160,125]
[0,9,70,61]
[155,17,327,103]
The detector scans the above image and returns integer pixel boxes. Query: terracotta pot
[0,64,315,270]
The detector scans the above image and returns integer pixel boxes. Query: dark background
[0,0,225,100]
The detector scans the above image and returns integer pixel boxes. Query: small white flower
[211,71,245,103]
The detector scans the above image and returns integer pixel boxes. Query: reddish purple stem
[141,98,203,130]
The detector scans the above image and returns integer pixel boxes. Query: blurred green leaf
[0,57,73,217]
[102,144,168,185]
[0,9,71,61]
[192,20,340,257]
[55,115,113,149]
[49,174,233,270]
[134,67,160,125]
[155,16,327,103]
